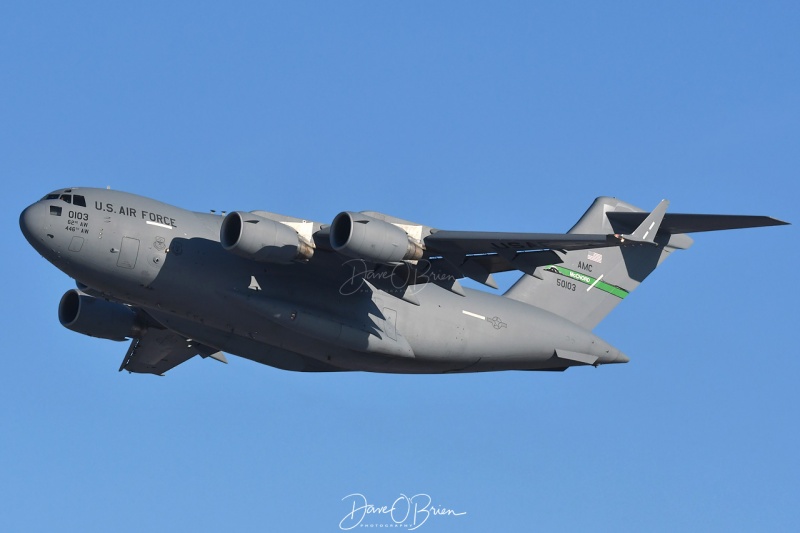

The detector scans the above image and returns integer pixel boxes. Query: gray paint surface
[19,188,788,376]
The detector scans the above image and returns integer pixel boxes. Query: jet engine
[330,211,423,263]
[58,290,143,341]
[220,211,313,263]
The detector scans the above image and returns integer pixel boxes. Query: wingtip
[621,198,669,244]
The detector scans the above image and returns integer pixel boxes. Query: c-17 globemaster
[19,188,787,376]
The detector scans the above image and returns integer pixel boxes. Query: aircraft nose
[19,201,54,256]
[19,203,42,244]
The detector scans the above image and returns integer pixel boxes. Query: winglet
[620,199,669,244]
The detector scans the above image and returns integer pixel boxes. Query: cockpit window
[50,205,62,216]
[42,192,86,206]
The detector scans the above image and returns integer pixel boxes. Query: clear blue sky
[2,2,798,531]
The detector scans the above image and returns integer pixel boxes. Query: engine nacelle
[220,211,313,263]
[330,211,423,263]
[58,290,143,341]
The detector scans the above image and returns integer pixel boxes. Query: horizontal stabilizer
[555,349,598,366]
[506,196,787,330]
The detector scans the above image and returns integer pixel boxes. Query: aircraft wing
[605,212,788,234]
[421,232,625,284]
[425,231,622,255]
[423,200,671,258]
[119,327,227,376]
[415,202,789,287]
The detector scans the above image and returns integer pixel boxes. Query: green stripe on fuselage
[545,265,629,299]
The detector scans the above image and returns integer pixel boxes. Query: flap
[119,328,226,376]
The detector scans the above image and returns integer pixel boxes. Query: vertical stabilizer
[504,197,693,330]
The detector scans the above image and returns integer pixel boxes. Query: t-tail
[504,197,787,330]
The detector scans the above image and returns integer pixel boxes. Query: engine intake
[58,290,143,341]
[330,212,423,263]
[220,211,313,263]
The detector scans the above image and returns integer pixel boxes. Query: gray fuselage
[20,188,626,374]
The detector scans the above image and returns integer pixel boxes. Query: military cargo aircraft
[19,188,787,375]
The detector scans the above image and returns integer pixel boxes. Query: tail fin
[504,197,693,330]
